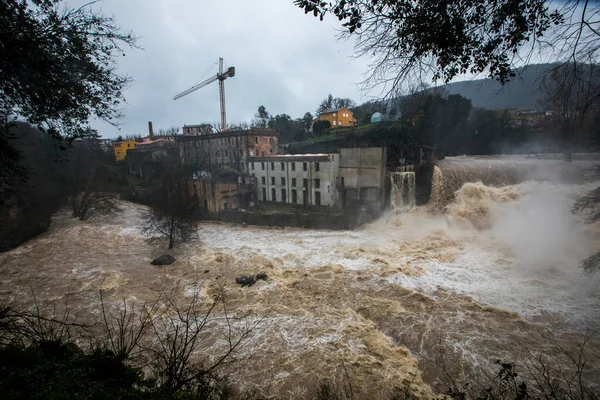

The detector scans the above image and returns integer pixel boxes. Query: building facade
[182,124,214,136]
[337,147,387,208]
[177,128,279,172]
[113,140,137,161]
[248,154,340,207]
[317,108,358,128]
[189,172,255,213]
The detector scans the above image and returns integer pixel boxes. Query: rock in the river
[235,275,256,287]
[151,255,176,266]
[255,273,268,281]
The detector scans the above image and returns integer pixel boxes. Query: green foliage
[0,0,136,193]
[294,0,563,85]
[313,119,332,135]
[253,106,270,128]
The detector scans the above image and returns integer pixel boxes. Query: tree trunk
[168,214,174,249]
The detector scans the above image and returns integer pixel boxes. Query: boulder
[255,273,268,281]
[235,275,256,287]
[151,255,176,266]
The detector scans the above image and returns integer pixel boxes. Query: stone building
[337,147,387,209]
[177,128,279,172]
[189,171,255,213]
[248,147,387,210]
[248,154,340,207]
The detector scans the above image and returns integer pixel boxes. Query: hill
[436,63,556,110]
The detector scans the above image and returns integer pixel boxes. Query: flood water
[1,156,599,398]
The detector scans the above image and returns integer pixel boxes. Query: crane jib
[173,58,234,131]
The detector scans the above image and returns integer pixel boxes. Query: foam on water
[1,157,599,396]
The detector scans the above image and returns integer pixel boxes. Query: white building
[247,154,340,207]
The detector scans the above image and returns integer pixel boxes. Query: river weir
[1,156,599,398]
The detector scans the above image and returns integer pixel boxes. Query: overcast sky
[65,0,378,138]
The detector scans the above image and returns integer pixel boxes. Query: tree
[312,119,332,135]
[66,131,123,221]
[252,105,270,128]
[333,97,356,109]
[0,0,136,190]
[541,62,600,161]
[316,94,334,115]
[573,166,600,273]
[268,113,305,143]
[143,158,199,249]
[294,1,600,91]
[302,112,314,132]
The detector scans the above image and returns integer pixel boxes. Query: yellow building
[113,140,136,161]
[316,107,357,128]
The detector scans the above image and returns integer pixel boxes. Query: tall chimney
[148,121,154,140]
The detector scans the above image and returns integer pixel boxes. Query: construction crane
[173,58,235,130]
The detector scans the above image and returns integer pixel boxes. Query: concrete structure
[337,147,387,209]
[182,124,214,136]
[248,154,340,207]
[113,140,137,161]
[127,144,178,181]
[177,128,279,172]
[316,107,357,128]
[189,172,255,213]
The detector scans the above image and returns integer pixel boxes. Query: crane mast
[218,58,227,130]
[173,57,235,131]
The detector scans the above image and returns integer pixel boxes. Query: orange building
[316,107,357,128]
[113,140,137,161]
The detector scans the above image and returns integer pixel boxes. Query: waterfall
[428,156,595,211]
[390,171,416,211]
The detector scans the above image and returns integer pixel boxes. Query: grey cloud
[68,0,370,137]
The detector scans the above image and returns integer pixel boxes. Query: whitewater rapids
[1,158,599,398]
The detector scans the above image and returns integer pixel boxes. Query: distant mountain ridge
[436,63,556,110]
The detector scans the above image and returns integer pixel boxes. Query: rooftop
[320,107,352,115]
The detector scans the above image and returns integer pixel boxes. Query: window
[315,179,320,189]
[281,189,287,203]
[271,177,275,186]
[271,188,276,202]
[255,137,258,144]
[280,177,285,185]
[333,121,336,126]
[315,162,320,171]
[303,178,308,188]
[262,187,267,201]
[261,162,265,170]
[251,163,255,170]
[292,178,296,187]
[271,162,274,170]
[261,176,266,185]
[225,150,228,156]
[333,112,337,116]
[281,162,285,171]
[262,152,265,157]
[292,190,297,203]
[315,191,321,206]
[303,162,307,171]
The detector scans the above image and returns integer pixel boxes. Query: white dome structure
[370,112,383,123]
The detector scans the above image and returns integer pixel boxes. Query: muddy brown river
[1,157,599,398]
